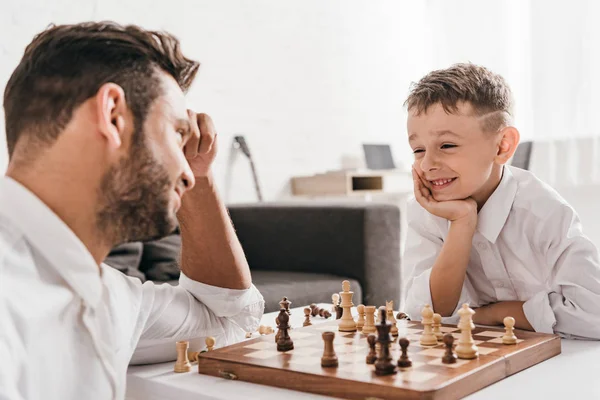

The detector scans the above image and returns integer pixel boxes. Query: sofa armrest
[228,202,401,307]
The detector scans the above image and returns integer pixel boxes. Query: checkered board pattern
[197,319,561,400]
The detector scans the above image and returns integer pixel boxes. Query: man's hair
[404,63,513,132]
[3,21,200,159]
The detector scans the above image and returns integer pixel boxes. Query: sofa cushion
[104,242,146,282]
[251,270,363,313]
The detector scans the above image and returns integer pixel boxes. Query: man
[0,22,265,400]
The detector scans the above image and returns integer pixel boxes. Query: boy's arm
[473,301,534,331]
[409,167,479,317]
[520,204,600,339]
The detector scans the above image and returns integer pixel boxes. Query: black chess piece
[374,306,396,376]
[442,333,457,364]
[276,309,294,352]
[396,312,411,321]
[397,337,412,368]
[335,304,343,320]
[279,297,292,315]
[366,334,377,364]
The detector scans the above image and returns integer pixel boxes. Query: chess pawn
[366,334,377,364]
[280,297,292,315]
[386,301,398,337]
[205,336,215,351]
[331,293,340,312]
[442,333,457,364]
[456,303,478,359]
[502,316,518,345]
[174,341,192,373]
[338,280,357,332]
[432,313,443,341]
[276,309,294,352]
[356,304,366,331]
[419,305,438,346]
[397,337,412,369]
[362,306,377,334]
[321,331,338,367]
[303,307,312,327]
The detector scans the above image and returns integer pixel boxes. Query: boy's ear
[95,83,129,149]
[495,126,520,165]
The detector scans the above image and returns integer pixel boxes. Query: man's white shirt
[0,176,265,400]
[403,166,600,339]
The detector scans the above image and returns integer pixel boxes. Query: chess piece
[187,350,199,363]
[258,325,274,335]
[332,293,340,312]
[397,337,412,368]
[502,316,518,345]
[303,307,312,327]
[386,301,398,337]
[356,304,366,331]
[396,312,411,321]
[374,306,396,376]
[174,341,192,373]
[275,316,281,343]
[205,336,215,351]
[335,304,343,320]
[310,303,332,319]
[366,334,377,364]
[280,297,292,315]
[433,313,443,341]
[419,305,438,346]
[276,308,294,351]
[442,333,457,364]
[338,281,357,332]
[362,306,377,334]
[456,304,478,359]
[321,331,338,367]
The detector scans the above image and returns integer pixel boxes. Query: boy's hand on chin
[412,167,477,227]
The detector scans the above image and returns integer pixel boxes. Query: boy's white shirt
[0,176,265,400]
[403,165,600,339]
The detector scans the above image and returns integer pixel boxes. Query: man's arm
[178,174,251,289]
[177,112,251,289]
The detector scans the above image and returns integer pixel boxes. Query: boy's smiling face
[408,101,505,204]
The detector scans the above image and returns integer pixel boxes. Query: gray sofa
[104,202,401,313]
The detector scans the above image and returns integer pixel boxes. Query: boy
[402,63,600,339]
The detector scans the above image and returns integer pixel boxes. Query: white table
[126,306,600,400]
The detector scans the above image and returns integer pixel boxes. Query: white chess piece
[362,306,377,334]
[386,301,398,337]
[502,316,518,345]
[332,293,340,312]
[433,313,443,341]
[419,305,438,346]
[338,280,357,332]
[455,303,478,359]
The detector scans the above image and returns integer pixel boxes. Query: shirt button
[477,243,486,251]
[496,282,505,288]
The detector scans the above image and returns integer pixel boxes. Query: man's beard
[96,137,177,246]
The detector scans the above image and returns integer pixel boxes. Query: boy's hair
[4,21,200,160]
[405,63,513,132]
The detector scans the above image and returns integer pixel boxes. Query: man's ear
[495,126,520,165]
[95,83,128,149]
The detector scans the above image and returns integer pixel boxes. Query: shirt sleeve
[403,200,479,324]
[523,204,600,339]
[124,271,264,365]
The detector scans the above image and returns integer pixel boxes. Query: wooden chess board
[197,319,561,400]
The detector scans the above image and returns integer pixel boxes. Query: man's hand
[185,111,218,177]
[412,166,477,225]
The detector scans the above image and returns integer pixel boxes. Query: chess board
[197,319,561,400]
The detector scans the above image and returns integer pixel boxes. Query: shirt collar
[0,176,103,309]
[476,166,518,243]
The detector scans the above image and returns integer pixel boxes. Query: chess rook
[419,305,438,346]
[338,280,357,332]
[174,341,192,373]
[456,304,478,359]
[362,306,377,334]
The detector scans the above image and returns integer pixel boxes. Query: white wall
[0,0,431,202]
